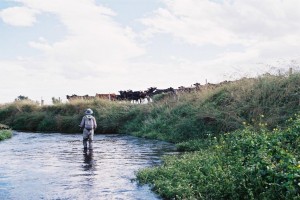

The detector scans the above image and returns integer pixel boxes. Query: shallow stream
[0,132,177,200]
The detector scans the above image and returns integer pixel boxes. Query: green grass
[1,73,299,137]
[0,129,12,141]
[0,99,133,133]
[124,73,300,143]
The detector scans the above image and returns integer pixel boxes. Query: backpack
[84,115,94,131]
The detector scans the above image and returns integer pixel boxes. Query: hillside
[1,73,299,142]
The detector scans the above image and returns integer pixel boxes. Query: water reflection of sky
[0,132,176,200]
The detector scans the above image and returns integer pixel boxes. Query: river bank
[137,115,300,199]
[1,73,300,140]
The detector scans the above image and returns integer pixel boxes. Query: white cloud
[11,0,144,78]
[0,0,147,103]
[141,0,300,46]
[0,6,39,26]
[139,0,300,79]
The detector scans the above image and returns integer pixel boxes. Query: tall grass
[125,73,300,142]
[0,99,133,133]
[0,73,299,137]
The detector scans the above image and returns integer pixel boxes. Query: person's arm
[93,117,97,129]
[79,116,85,128]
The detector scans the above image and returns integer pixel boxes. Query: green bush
[37,115,58,132]
[56,115,80,133]
[0,130,12,141]
[0,105,15,122]
[137,115,300,199]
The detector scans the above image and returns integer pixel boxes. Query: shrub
[37,115,59,132]
[137,115,300,199]
[0,130,12,141]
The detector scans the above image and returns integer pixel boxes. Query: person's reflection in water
[83,149,95,171]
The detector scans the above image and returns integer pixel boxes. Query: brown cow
[95,93,117,101]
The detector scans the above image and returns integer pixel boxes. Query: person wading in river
[79,108,97,150]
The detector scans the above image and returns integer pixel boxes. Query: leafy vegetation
[0,129,12,141]
[137,116,300,199]
[0,99,132,133]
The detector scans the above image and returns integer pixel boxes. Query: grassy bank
[127,73,300,143]
[0,129,12,141]
[133,73,300,199]
[0,73,299,138]
[0,99,133,133]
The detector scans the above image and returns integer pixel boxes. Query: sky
[0,0,300,104]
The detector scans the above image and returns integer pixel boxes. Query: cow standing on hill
[127,90,148,103]
[144,87,157,102]
[66,94,78,100]
[117,90,127,101]
[152,87,176,96]
[66,94,94,101]
[117,89,154,103]
[96,93,117,101]
[178,86,194,93]
[193,83,201,91]
[177,83,202,93]
[126,90,142,103]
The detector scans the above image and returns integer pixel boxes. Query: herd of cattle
[66,81,232,103]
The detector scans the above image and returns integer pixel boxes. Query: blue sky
[0,0,300,104]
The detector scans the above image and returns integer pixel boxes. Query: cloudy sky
[1,0,300,104]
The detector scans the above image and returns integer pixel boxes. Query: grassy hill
[1,73,299,140]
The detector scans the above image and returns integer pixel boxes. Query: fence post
[289,67,293,76]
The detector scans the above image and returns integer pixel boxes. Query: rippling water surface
[0,132,177,200]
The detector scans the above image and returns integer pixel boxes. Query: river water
[0,132,177,200]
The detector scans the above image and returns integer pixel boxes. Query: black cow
[127,90,141,103]
[117,91,127,101]
[66,94,94,101]
[143,87,157,102]
[117,90,145,103]
[152,87,175,96]
[177,86,194,93]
